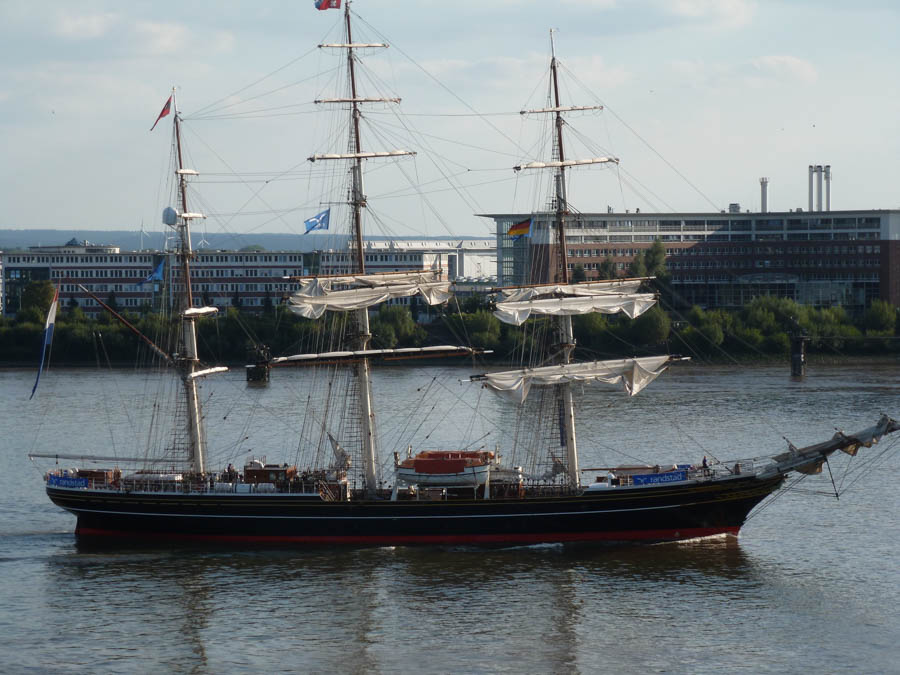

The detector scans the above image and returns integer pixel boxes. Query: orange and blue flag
[507,217,532,240]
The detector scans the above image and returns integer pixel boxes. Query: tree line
[3,275,898,368]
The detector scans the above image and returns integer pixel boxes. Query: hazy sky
[1,0,897,243]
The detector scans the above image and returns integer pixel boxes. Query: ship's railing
[46,470,328,495]
[318,481,345,501]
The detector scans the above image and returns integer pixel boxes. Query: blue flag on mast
[136,260,165,286]
[304,208,330,234]
[30,286,59,400]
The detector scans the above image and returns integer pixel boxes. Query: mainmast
[345,5,377,499]
[309,3,414,497]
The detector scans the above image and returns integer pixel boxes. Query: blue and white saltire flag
[30,286,59,400]
[136,260,165,286]
[304,208,330,234]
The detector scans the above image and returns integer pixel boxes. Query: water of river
[1,361,899,674]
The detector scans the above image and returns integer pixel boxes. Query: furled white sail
[183,307,219,317]
[272,345,477,364]
[474,356,671,404]
[513,157,618,171]
[288,281,451,319]
[498,279,646,302]
[308,150,415,161]
[494,292,657,325]
[296,271,442,295]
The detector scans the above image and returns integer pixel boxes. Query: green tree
[598,257,617,280]
[863,299,896,333]
[628,252,648,278]
[371,305,424,348]
[572,264,586,282]
[629,305,671,345]
[644,239,667,277]
[20,280,56,317]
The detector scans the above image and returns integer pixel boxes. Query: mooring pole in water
[246,344,272,384]
[790,330,809,377]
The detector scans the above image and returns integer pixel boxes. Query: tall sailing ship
[32,4,899,546]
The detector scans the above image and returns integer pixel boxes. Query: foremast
[309,3,414,497]
[169,93,225,476]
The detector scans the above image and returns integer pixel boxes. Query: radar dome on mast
[162,207,177,226]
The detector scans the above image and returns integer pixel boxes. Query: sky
[0,0,898,245]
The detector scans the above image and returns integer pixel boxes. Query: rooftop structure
[487,208,900,311]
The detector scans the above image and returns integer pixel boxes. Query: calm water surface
[1,361,899,674]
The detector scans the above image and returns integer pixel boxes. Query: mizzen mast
[512,31,617,488]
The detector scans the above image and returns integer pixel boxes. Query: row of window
[199,254,303,263]
[323,253,425,263]
[5,255,151,264]
[671,272,881,282]
[669,258,880,270]
[559,216,882,231]
[566,244,882,258]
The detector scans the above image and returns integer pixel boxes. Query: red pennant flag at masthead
[315,0,341,10]
[150,95,172,131]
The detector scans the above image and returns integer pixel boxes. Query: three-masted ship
[33,6,899,545]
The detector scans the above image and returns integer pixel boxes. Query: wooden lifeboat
[396,450,494,486]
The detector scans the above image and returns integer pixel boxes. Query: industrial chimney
[824,165,832,211]
[808,165,814,212]
[815,165,824,212]
[759,177,769,213]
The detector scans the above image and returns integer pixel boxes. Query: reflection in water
[42,538,760,673]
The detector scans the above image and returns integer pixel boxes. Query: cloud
[669,54,817,90]
[211,31,236,54]
[394,52,628,104]
[52,10,119,39]
[664,0,756,28]
[133,20,191,56]
[751,55,818,85]
[560,0,619,6]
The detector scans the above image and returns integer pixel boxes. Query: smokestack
[760,177,769,213]
[824,165,831,211]
[815,165,823,212]
[808,165,814,212]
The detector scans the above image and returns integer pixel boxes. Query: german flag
[507,217,532,237]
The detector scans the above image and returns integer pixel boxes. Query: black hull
[47,474,785,546]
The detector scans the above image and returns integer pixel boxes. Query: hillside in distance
[0,229,492,253]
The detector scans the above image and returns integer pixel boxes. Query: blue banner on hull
[48,475,89,488]
[632,470,687,485]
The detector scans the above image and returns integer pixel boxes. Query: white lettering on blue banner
[48,475,89,489]
[632,470,687,486]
